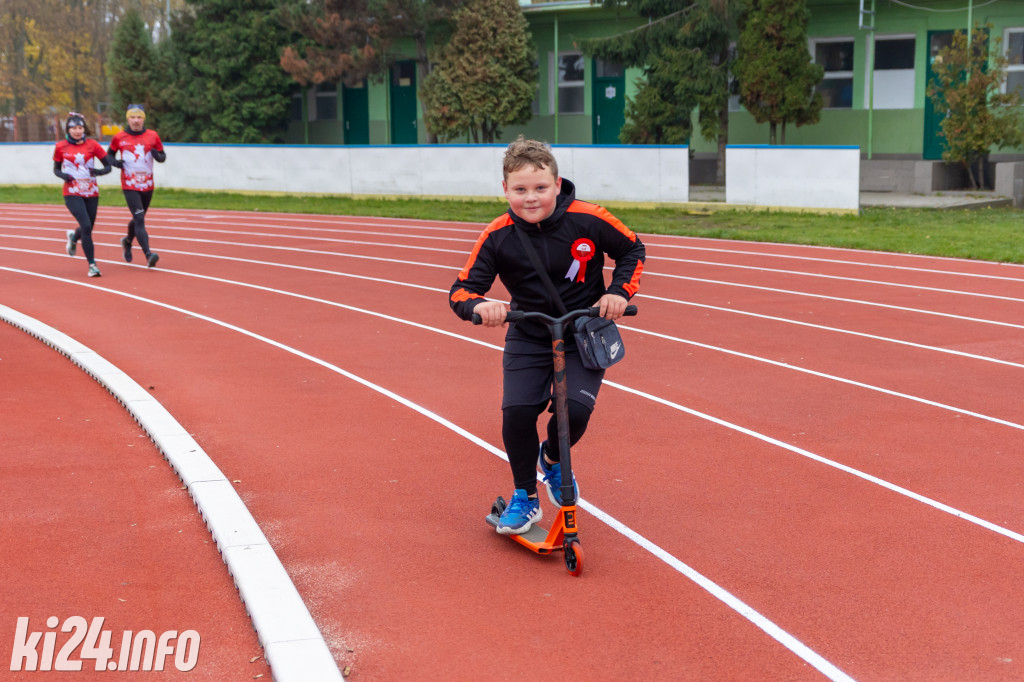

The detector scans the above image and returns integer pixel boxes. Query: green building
[284,0,1024,184]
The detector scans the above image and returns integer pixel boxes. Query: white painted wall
[726,145,861,211]
[0,143,690,205]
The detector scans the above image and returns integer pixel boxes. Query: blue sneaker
[539,441,578,507]
[495,489,542,535]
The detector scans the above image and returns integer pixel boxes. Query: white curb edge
[1,304,343,682]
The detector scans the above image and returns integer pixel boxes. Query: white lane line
[606,378,1024,548]
[645,271,1024,330]
[620,323,1024,431]
[5,242,1022,372]
[642,238,1024,281]
[646,254,1024,303]
[636,292,1024,370]
[0,304,342,682]
[4,203,1022,280]
[4,260,1021,548]
[0,271,854,682]
[0,215,480,245]
[4,234,1024,337]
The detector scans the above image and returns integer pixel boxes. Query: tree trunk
[769,121,776,145]
[716,107,728,185]
[963,159,978,190]
[781,120,787,145]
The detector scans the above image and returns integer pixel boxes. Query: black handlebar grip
[624,304,637,316]
[471,313,482,325]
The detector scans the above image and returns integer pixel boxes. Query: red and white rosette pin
[565,238,596,282]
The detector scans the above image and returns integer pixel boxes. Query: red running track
[2,202,1024,681]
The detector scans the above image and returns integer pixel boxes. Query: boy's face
[503,164,561,224]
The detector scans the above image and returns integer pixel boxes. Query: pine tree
[733,0,823,145]
[419,0,537,143]
[107,9,156,122]
[582,0,741,183]
[927,24,1024,189]
[154,0,300,143]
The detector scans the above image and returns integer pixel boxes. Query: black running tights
[123,190,154,255]
[501,399,593,496]
[64,195,99,263]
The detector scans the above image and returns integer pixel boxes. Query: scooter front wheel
[564,539,584,577]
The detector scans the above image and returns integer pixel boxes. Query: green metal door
[923,31,955,160]
[390,61,418,144]
[592,59,625,144]
[342,81,369,145]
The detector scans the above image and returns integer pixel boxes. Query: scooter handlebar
[471,304,637,325]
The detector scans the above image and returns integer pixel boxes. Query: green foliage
[583,1,740,183]
[926,24,1024,189]
[733,0,823,144]
[278,0,380,87]
[106,9,157,123]
[619,72,691,144]
[419,0,537,143]
[153,0,300,143]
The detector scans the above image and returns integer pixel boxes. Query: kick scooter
[474,304,637,576]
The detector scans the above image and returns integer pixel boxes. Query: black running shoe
[147,252,159,268]
[121,236,132,262]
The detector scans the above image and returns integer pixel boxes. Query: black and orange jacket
[450,178,645,341]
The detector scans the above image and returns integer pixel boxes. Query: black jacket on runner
[450,178,645,341]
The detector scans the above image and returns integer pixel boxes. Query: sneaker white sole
[495,506,542,535]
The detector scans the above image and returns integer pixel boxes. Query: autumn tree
[419,0,536,143]
[732,0,823,145]
[927,23,1024,189]
[279,0,380,88]
[582,0,742,184]
[154,0,301,143]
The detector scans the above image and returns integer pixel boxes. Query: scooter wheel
[491,496,507,517]
[564,539,584,577]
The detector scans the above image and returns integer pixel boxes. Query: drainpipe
[554,14,559,144]
[860,0,876,160]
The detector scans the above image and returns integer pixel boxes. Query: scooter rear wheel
[564,539,584,577]
[491,497,507,517]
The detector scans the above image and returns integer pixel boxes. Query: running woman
[107,104,165,268]
[53,112,113,277]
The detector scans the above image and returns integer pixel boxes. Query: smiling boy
[449,136,645,534]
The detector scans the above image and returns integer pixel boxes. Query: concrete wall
[995,162,1024,208]
[726,145,860,212]
[0,142,690,205]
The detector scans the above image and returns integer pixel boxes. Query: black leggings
[123,190,154,255]
[501,399,593,496]
[65,195,99,263]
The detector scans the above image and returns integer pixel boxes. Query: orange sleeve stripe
[457,214,512,281]
[450,288,484,303]
[623,261,644,297]
[566,201,638,242]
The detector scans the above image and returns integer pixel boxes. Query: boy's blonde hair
[502,135,558,181]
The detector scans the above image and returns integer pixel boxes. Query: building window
[290,93,303,122]
[392,61,415,87]
[315,83,337,120]
[1006,28,1024,96]
[553,52,585,114]
[812,38,854,109]
[870,36,915,109]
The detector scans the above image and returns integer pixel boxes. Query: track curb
[1,304,343,682]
